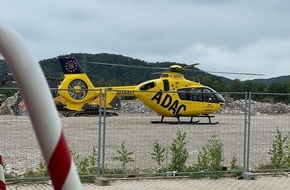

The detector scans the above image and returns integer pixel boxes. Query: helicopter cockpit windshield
[177,87,225,103]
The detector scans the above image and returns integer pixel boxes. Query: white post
[0,25,82,190]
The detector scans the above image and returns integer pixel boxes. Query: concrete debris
[0,92,28,116]
[120,96,290,115]
[120,97,290,115]
[121,99,152,114]
[220,95,290,115]
[0,94,289,116]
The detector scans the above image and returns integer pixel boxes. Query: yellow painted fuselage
[58,71,224,117]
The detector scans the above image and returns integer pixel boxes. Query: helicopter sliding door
[177,88,204,115]
[177,87,220,115]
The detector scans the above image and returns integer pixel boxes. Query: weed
[168,130,188,172]
[73,146,98,176]
[268,128,288,169]
[23,161,48,178]
[113,141,134,169]
[230,156,242,176]
[151,140,165,170]
[193,134,224,179]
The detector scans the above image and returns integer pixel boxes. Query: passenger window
[190,89,203,101]
[178,88,217,102]
[161,73,169,78]
[177,88,190,100]
[139,82,156,90]
[178,88,203,102]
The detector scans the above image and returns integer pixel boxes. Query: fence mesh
[0,88,289,186]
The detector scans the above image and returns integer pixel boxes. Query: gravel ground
[1,112,290,189]
[0,113,290,175]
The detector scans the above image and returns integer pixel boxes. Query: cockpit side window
[203,88,218,103]
[139,82,156,90]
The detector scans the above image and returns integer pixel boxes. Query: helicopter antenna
[196,76,200,84]
[191,76,201,83]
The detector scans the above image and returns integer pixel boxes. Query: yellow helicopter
[57,57,256,124]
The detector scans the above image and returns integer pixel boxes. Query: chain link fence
[0,88,289,188]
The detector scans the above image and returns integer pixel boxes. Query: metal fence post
[243,91,248,172]
[101,89,107,176]
[242,92,256,179]
[97,89,103,177]
[97,89,107,177]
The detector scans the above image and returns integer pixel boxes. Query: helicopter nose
[216,93,225,105]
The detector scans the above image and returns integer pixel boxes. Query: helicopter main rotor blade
[204,70,264,76]
[183,63,200,69]
[84,61,169,70]
[82,61,263,76]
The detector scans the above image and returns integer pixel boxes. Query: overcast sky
[1,0,290,80]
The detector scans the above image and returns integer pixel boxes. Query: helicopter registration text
[151,91,186,115]
[117,90,135,96]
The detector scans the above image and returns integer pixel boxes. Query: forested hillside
[0,53,290,94]
[39,53,220,87]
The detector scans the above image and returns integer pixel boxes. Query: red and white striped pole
[0,26,82,189]
[0,155,6,190]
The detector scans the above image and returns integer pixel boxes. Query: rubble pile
[0,92,28,116]
[121,97,290,115]
[220,95,290,115]
[121,99,152,114]
[0,94,289,116]
[219,98,245,114]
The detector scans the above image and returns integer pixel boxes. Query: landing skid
[150,114,219,125]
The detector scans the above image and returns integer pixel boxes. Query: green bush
[196,134,224,171]
[192,134,224,178]
[168,130,189,172]
[267,128,290,169]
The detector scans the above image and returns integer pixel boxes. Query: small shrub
[168,130,189,172]
[268,128,288,169]
[197,134,224,171]
[23,161,48,178]
[73,146,98,176]
[193,134,224,178]
[151,140,165,170]
[230,156,242,176]
[230,156,239,170]
[113,141,134,169]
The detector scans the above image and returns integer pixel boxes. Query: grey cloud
[1,0,290,80]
